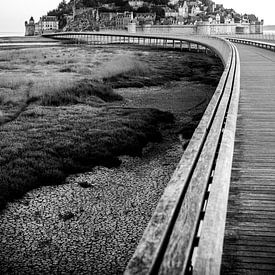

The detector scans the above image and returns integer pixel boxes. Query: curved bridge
[44,33,275,274]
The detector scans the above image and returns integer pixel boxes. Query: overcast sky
[0,0,274,35]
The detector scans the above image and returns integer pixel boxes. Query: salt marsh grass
[0,44,223,211]
[0,45,176,210]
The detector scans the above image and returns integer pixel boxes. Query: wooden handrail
[124,39,238,274]
[193,43,240,274]
[43,32,231,65]
[227,37,275,52]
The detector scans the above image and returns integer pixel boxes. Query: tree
[47,0,72,29]
[151,6,165,20]
[58,0,67,11]
[82,0,98,7]
[150,0,169,5]
[136,6,150,13]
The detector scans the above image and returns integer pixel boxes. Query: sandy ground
[0,78,214,274]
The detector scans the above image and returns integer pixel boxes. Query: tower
[183,1,189,18]
[73,0,76,19]
[179,1,189,19]
[25,17,35,36]
[216,13,220,24]
[191,5,195,16]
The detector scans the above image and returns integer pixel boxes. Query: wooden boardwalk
[221,44,275,274]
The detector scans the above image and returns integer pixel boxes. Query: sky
[0,0,274,35]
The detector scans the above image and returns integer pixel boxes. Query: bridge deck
[221,44,275,273]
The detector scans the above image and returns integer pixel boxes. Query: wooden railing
[227,37,275,52]
[123,38,240,275]
[43,33,240,274]
[224,33,275,42]
[43,32,231,65]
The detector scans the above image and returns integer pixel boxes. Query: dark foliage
[40,80,123,106]
[0,105,174,211]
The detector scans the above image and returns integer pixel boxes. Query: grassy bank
[0,104,173,210]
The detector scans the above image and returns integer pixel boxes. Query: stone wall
[196,23,236,35]
[25,24,35,36]
[136,24,196,35]
[130,22,263,35]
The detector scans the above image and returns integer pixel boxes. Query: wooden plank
[223,245,275,253]
[158,44,237,275]
[222,255,275,265]
[222,250,275,258]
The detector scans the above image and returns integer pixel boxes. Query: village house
[99,12,117,28]
[135,13,156,25]
[39,16,59,33]
[164,7,179,18]
[114,12,133,29]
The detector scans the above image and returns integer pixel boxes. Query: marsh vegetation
[0,41,223,274]
[0,43,222,211]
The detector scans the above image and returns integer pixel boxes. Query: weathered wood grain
[193,43,240,275]
[124,37,234,275]
[155,44,236,275]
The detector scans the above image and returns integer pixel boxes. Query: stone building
[25,17,35,36]
[99,12,117,28]
[179,1,189,19]
[115,12,133,29]
[135,13,156,25]
[164,8,179,18]
[39,16,59,33]
[216,13,220,24]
